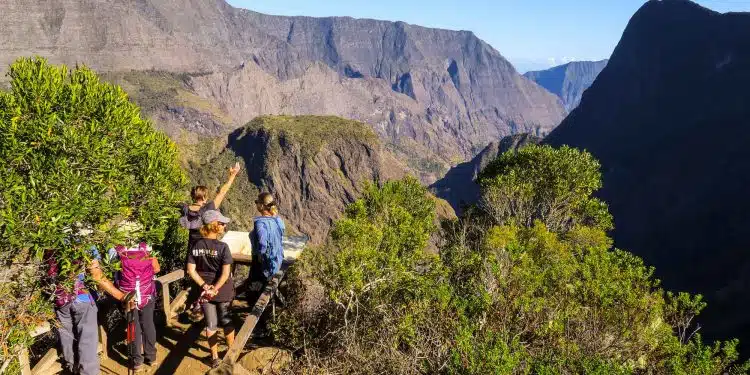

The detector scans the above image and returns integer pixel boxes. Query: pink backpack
[115,243,155,309]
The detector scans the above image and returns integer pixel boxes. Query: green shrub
[276,147,748,374]
[477,144,612,232]
[0,58,186,362]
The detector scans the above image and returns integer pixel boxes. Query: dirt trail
[99,298,259,375]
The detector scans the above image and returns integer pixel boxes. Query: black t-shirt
[187,201,216,250]
[187,238,234,302]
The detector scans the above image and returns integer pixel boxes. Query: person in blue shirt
[250,192,285,282]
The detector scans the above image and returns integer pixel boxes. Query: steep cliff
[185,115,410,243]
[0,0,565,179]
[545,0,750,346]
[524,60,608,111]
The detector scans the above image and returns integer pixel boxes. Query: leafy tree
[477,145,612,232]
[276,148,748,374]
[275,178,455,373]
[0,58,186,365]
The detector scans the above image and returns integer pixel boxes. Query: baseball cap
[202,210,231,224]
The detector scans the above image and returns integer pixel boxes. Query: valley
[5,0,750,372]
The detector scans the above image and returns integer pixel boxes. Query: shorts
[202,301,232,332]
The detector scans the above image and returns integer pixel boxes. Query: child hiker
[181,162,241,251]
[181,162,240,318]
[47,246,127,375]
[109,242,161,372]
[187,210,235,368]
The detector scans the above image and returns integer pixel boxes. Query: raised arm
[213,162,241,209]
[89,259,126,301]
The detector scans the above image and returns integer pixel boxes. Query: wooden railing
[20,256,292,375]
[157,269,187,327]
[223,262,289,366]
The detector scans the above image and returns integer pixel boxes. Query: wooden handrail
[157,269,185,327]
[156,270,184,284]
[223,262,291,365]
[22,254,298,373]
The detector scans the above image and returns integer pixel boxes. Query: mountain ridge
[524,59,608,111]
[545,0,750,347]
[0,0,565,180]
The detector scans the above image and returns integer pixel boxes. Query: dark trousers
[55,302,99,375]
[131,299,157,366]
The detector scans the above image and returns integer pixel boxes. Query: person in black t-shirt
[186,210,235,368]
[185,162,241,250]
[183,162,240,315]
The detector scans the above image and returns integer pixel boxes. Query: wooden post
[29,322,50,338]
[162,282,172,327]
[18,347,31,375]
[223,262,289,365]
[169,290,189,318]
[157,270,184,327]
[30,348,58,375]
[98,325,108,361]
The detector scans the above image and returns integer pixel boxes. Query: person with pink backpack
[109,242,161,372]
[47,245,127,375]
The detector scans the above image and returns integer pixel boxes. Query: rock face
[0,0,565,180]
[186,116,409,244]
[431,134,540,212]
[524,60,608,111]
[545,0,750,347]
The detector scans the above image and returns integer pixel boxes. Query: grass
[244,115,379,160]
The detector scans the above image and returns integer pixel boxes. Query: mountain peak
[545,0,750,348]
[524,60,608,112]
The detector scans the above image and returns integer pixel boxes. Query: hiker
[47,246,128,375]
[108,242,161,372]
[249,192,285,284]
[181,162,242,251]
[181,163,240,317]
[187,210,236,368]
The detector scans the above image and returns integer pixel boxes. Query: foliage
[274,178,455,373]
[0,58,186,361]
[477,145,612,232]
[275,148,748,374]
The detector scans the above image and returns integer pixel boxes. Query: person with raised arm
[180,162,241,250]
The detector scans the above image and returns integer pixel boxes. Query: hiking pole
[122,291,137,375]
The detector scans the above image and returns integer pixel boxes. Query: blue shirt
[251,216,285,279]
[75,247,101,303]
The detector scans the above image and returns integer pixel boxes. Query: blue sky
[226,0,750,73]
